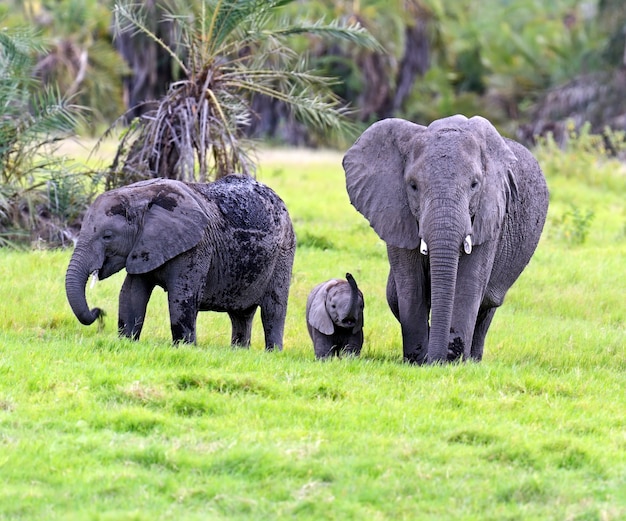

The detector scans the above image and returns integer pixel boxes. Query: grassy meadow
[0,140,625,520]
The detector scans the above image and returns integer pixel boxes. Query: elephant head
[65,179,209,325]
[343,115,518,362]
[307,273,364,335]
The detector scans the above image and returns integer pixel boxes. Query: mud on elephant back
[342,115,548,364]
[65,174,296,350]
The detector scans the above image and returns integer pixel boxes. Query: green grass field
[1,145,625,520]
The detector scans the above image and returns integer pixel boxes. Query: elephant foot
[404,346,427,365]
[447,337,465,362]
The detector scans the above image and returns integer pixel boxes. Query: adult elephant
[65,174,296,349]
[343,115,548,364]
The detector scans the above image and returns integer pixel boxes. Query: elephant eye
[102,231,113,241]
[408,180,418,191]
[471,179,480,190]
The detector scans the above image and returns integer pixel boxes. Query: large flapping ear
[126,181,209,274]
[343,118,426,249]
[306,279,341,336]
[466,116,518,245]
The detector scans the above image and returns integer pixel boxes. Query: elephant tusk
[463,235,473,254]
[90,270,99,289]
[420,239,428,256]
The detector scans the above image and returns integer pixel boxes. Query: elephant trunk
[422,201,468,363]
[427,243,459,362]
[65,247,103,326]
[346,273,360,321]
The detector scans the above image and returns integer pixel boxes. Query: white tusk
[420,238,428,256]
[90,270,99,289]
[463,235,473,254]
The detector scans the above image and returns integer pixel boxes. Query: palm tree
[105,0,381,187]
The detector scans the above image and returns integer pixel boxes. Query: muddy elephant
[306,273,365,359]
[65,174,296,349]
[343,115,548,363]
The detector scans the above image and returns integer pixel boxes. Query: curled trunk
[65,249,102,326]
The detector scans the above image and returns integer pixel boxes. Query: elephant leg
[259,256,292,351]
[386,272,400,321]
[447,244,498,360]
[167,288,199,344]
[342,331,364,357]
[118,274,155,340]
[228,306,257,348]
[310,329,337,359]
[387,247,429,364]
[470,306,497,361]
[260,294,287,351]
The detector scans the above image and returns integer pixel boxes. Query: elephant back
[193,174,289,233]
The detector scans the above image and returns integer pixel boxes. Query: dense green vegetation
[1,142,624,519]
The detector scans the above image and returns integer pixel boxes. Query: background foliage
[1,0,625,248]
[3,0,625,136]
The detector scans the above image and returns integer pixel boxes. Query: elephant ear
[127,182,209,274]
[343,118,426,249]
[306,280,341,336]
[466,116,518,245]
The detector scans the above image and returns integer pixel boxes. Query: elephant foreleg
[342,331,364,357]
[449,244,498,360]
[387,247,429,364]
[118,275,155,340]
[309,329,337,359]
[228,306,257,347]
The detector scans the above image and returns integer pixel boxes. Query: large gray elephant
[65,174,296,349]
[343,115,548,363]
[306,273,365,359]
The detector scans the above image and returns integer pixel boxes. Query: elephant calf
[65,174,296,350]
[306,273,365,359]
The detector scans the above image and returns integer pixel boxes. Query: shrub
[0,23,90,248]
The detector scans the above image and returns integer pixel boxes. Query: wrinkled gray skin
[65,174,296,349]
[343,115,548,364]
[306,273,365,359]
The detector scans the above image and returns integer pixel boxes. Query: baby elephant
[306,273,365,359]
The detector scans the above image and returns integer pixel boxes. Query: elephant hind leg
[470,306,498,361]
[259,287,289,351]
[168,290,199,344]
[228,306,257,347]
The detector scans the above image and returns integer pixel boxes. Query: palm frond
[209,0,295,51]
[272,18,384,52]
